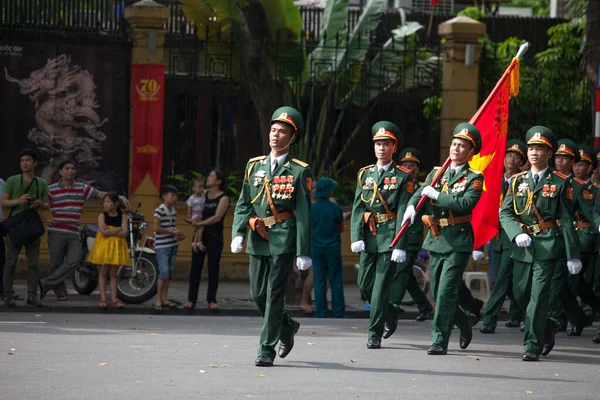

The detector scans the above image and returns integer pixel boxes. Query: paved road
[2,313,600,399]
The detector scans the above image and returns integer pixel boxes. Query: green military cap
[453,122,481,155]
[525,125,557,152]
[556,138,580,162]
[271,106,304,141]
[372,121,402,147]
[505,139,526,162]
[579,145,598,169]
[398,147,423,165]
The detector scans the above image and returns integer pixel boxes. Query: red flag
[430,0,440,5]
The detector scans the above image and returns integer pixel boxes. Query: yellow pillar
[124,0,170,222]
[438,16,486,164]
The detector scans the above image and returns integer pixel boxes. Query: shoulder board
[359,164,374,171]
[249,155,266,162]
[574,178,586,185]
[433,166,441,170]
[291,158,309,168]
[513,171,527,178]
[553,171,568,179]
[396,165,411,174]
[468,168,482,175]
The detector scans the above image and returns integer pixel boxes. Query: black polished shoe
[520,323,525,332]
[459,315,474,349]
[568,325,584,337]
[505,319,520,328]
[427,344,447,355]
[471,299,484,327]
[479,324,496,334]
[4,296,15,308]
[254,356,274,367]
[541,321,560,356]
[26,296,42,307]
[383,310,403,339]
[278,322,300,359]
[38,281,48,300]
[592,334,600,344]
[522,351,539,362]
[366,339,381,349]
[415,312,430,322]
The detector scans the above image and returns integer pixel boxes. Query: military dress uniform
[480,139,527,333]
[351,122,412,348]
[231,107,312,365]
[406,123,484,354]
[500,127,581,361]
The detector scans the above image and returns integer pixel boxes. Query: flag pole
[389,42,529,249]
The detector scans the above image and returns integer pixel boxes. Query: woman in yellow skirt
[87,191,130,309]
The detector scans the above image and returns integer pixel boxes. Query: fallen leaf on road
[199,370,206,374]
[98,363,108,366]
[7,352,14,355]
[311,332,316,335]
[221,365,230,368]
[256,374,264,377]
[350,359,356,363]
[526,390,533,394]
[307,342,316,346]
[475,357,480,361]
[210,364,218,368]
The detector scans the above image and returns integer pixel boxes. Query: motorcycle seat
[82,224,99,236]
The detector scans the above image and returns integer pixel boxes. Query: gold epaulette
[468,168,482,175]
[553,171,568,180]
[396,165,411,174]
[291,158,309,168]
[513,171,527,178]
[359,164,374,171]
[249,155,267,162]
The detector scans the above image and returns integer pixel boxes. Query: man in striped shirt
[40,160,129,300]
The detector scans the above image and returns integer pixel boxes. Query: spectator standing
[39,160,129,301]
[0,177,5,300]
[311,177,346,318]
[153,185,184,312]
[185,170,230,310]
[86,192,130,309]
[1,148,49,307]
[186,178,206,253]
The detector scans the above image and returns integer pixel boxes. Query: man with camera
[1,148,50,307]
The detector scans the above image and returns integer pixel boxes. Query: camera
[27,196,38,205]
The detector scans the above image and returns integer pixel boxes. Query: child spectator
[87,192,129,309]
[186,178,206,253]
[153,185,184,312]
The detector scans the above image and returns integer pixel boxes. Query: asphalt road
[1,313,599,400]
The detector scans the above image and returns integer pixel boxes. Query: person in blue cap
[311,177,346,318]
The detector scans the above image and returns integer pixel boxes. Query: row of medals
[363,177,398,190]
[254,171,295,200]
[516,182,557,197]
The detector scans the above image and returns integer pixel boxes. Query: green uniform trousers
[312,246,346,318]
[429,251,471,349]
[569,251,597,316]
[482,248,523,327]
[513,259,559,354]
[249,253,299,360]
[387,250,432,323]
[358,251,394,340]
[549,259,590,329]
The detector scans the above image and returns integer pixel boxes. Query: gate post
[124,0,169,220]
[438,16,486,163]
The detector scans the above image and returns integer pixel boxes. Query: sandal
[56,296,68,301]
[98,300,108,309]
[110,300,125,309]
[300,304,312,314]
[208,302,220,311]
[162,302,178,309]
[153,304,163,313]
[183,302,196,310]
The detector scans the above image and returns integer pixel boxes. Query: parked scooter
[72,203,159,304]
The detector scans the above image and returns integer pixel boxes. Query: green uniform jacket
[500,169,580,262]
[571,178,599,253]
[408,164,484,254]
[231,154,312,257]
[491,178,512,252]
[350,162,412,253]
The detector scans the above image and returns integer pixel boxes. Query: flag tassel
[510,57,520,98]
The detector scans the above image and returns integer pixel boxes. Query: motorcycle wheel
[117,252,158,304]
[71,268,98,295]
[400,261,430,306]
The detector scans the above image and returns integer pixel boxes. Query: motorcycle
[71,203,159,304]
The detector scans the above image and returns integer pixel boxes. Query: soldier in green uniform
[401,123,483,355]
[500,126,582,361]
[480,139,527,333]
[383,148,433,340]
[350,121,413,349]
[231,106,312,367]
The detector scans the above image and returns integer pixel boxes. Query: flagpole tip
[515,42,529,59]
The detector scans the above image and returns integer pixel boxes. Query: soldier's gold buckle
[375,214,389,223]
[262,216,277,228]
[529,224,541,235]
[438,218,449,227]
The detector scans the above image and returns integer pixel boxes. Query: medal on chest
[272,175,294,200]
[541,184,556,198]
[517,181,529,197]
[450,177,468,194]
[253,170,266,187]
[363,177,375,190]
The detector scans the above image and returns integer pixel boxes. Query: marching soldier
[480,139,527,333]
[350,121,412,349]
[384,148,433,341]
[231,106,312,367]
[499,126,582,361]
[401,123,484,355]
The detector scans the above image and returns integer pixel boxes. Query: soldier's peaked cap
[398,147,423,165]
[505,139,527,161]
[372,121,402,147]
[271,106,304,141]
[579,145,597,169]
[525,125,557,152]
[556,138,580,162]
[453,123,481,155]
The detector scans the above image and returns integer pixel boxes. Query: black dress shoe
[505,319,520,328]
[366,339,381,349]
[427,344,447,355]
[4,297,15,308]
[459,316,474,349]
[383,310,403,339]
[254,356,273,367]
[26,296,42,307]
[479,324,496,334]
[520,323,525,332]
[522,351,539,361]
[592,334,600,343]
[38,281,48,300]
[568,325,584,337]
[541,321,560,356]
[416,313,429,322]
[278,322,300,359]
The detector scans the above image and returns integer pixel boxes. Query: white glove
[230,236,244,253]
[472,250,485,261]
[567,259,583,275]
[401,205,416,226]
[422,186,440,201]
[296,256,312,271]
[351,240,365,253]
[515,233,532,248]
[391,249,406,263]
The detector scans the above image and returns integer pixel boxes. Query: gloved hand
[422,186,440,201]
[567,259,583,275]
[296,256,312,271]
[401,205,416,226]
[515,233,532,248]
[351,240,365,253]
[230,236,244,253]
[391,249,406,263]
[472,250,485,261]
